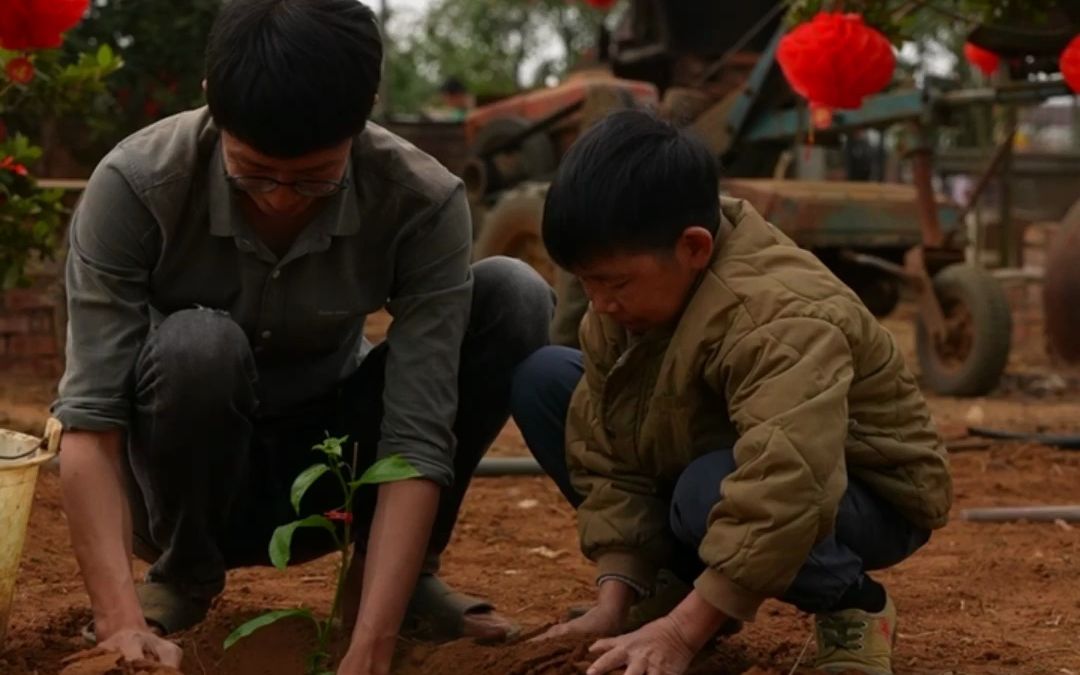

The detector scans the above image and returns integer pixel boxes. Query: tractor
[452,0,1079,397]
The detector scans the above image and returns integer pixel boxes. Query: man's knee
[138,308,255,403]
[471,256,556,358]
[669,450,737,547]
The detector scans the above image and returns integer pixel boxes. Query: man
[52,1,553,673]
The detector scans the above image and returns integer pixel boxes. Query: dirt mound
[395,633,758,675]
[396,635,592,675]
[60,649,183,675]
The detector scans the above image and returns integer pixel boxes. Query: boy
[511,110,951,675]
[53,1,552,672]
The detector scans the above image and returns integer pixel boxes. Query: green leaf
[312,434,347,458]
[96,44,113,68]
[289,463,331,515]
[353,454,421,486]
[269,515,335,570]
[223,608,314,650]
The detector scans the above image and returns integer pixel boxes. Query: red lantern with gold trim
[1062,35,1080,94]
[0,0,89,51]
[963,42,1000,77]
[777,12,896,110]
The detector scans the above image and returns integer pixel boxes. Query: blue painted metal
[742,90,929,143]
[740,79,1070,145]
[725,27,785,140]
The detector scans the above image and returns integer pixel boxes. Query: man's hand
[535,578,635,642]
[338,479,439,675]
[96,628,183,667]
[586,616,696,675]
[336,627,395,675]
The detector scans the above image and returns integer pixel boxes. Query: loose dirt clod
[59,648,183,675]
[397,635,593,675]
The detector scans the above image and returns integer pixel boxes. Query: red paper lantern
[1062,35,1080,94]
[963,42,1000,77]
[583,0,617,10]
[0,0,89,51]
[777,12,896,110]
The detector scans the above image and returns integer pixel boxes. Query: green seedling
[224,435,420,675]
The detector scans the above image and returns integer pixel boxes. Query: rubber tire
[470,116,557,189]
[915,264,1011,397]
[473,185,556,285]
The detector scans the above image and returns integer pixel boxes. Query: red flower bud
[1,156,29,176]
[324,510,353,524]
[5,57,35,85]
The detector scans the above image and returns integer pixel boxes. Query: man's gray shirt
[52,108,473,486]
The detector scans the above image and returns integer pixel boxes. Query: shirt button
[271,269,281,279]
[261,330,272,339]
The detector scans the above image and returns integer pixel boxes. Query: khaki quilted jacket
[566,198,951,621]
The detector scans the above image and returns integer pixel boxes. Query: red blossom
[324,510,353,524]
[143,97,161,120]
[5,57,35,85]
[1,156,29,176]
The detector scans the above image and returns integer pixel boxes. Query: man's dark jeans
[126,257,554,598]
[509,346,930,614]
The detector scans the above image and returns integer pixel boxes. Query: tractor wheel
[855,275,901,318]
[916,264,1011,397]
[473,184,556,285]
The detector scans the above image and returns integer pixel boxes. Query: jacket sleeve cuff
[693,568,766,622]
[595,550,658,594]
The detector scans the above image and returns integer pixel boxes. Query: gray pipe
[960,506,1080,523]
[475,456,544,477]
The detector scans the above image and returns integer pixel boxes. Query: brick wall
[0,262,64,379]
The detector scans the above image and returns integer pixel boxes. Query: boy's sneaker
[813,593,897,674]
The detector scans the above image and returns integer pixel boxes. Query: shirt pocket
[291,306,367,356]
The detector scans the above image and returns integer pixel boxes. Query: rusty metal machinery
[1044,199,1080,363]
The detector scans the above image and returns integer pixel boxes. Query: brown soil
[4,305,1080,673]
[60,649,183,675]
[396,634,763,675]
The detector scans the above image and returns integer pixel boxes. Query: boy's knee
[510,346,582,421]
[670,450,737,546]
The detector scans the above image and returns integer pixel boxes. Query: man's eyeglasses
[226,173,348,198]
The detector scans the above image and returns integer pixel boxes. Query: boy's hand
[535,578,635,642]
[536,605,625,641]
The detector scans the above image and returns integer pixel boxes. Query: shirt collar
[208,140,362,239]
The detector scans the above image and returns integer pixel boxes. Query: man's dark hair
[206,0,382,158]
[542,110,720,270]
[440,76,467,96]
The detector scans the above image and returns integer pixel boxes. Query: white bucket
[0,428,56,650]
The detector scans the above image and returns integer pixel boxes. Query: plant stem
[315,456,357,674]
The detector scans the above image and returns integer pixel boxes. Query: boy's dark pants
[126,257,554,599]
[510,346,930,614]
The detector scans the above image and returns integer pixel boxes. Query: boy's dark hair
[542,110,720,270]
[206,0,382,158]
